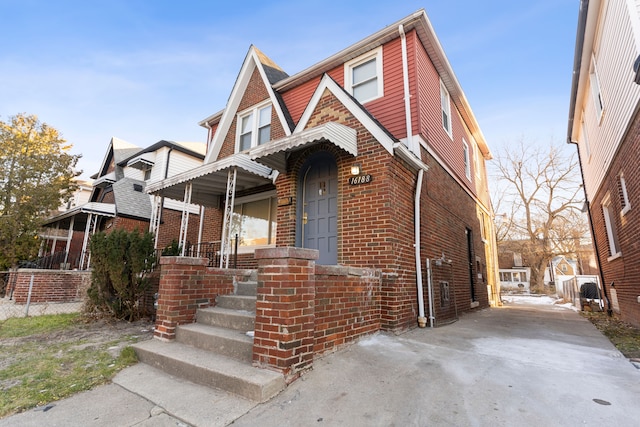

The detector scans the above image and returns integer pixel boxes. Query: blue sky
[1,0,579,179]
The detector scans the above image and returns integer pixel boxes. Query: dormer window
[238,103,272,151]
[345,47,383,104]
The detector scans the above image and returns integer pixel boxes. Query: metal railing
[158,236,238,268]
[18,251,83,270]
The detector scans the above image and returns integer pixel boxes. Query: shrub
[87,229,156,321]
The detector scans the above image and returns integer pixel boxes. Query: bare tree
[492,139,587,292]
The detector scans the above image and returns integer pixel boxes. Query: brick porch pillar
[253,247,318,381]
[154,256,209,341]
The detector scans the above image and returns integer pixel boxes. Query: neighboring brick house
[149,9,498,332]
[568,0,640,326]
[40,137,206,269]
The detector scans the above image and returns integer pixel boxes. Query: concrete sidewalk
[2,299,639,426]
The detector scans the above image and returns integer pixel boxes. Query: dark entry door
[301,152,337,265]
[466,228,476,302]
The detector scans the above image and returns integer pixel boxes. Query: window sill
[607,252,622,262]
[622,205,631,216]
[236,244,276,255]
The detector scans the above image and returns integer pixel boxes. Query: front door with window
[299,152,338,265]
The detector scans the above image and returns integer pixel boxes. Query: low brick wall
[8,269,91,304]
[314,265,381,354]
[153,256,254,340]
[154,249,383,381]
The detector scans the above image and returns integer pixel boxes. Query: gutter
[399,24,427,328]
[566,0,590,144]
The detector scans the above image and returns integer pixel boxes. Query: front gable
[295,74,396,156]
[205,46,292,164]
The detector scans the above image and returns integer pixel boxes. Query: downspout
[400,24,427,327]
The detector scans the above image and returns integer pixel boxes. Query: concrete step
[197,306,255,331]
[236,280,258,296]
[133,339,285,402]
[113,364,256,427]
[176,323,253,363]
[217,294,256,311]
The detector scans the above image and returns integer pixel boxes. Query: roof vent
[133,184,144,192]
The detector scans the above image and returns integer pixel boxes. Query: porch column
[178,183,192,256]
[253,247,318,381]
[63,215,75,267]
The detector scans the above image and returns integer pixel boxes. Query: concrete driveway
[234,298,640,426]
[2,297,639,426]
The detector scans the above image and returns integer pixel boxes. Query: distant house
[39,138,206,269]
[567,0,640,325]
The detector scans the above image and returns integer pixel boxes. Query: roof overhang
[248,122,357,171]
[41,202,116,231]
[93,172,116,188]
[126,153,155,170]
[145,153,274,207]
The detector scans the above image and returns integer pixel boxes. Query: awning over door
[248,122,357,171]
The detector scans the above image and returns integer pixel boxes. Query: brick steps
[134,277,284,402]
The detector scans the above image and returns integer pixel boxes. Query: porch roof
[41,202,116,231]
[146,123,357,206]
[145,153,275,207]
[248,122,357,171]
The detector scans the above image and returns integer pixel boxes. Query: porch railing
[19,251,82,270]
[158,235,238,268]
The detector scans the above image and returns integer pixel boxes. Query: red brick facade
[590,109,640,327]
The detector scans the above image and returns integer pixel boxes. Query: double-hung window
[463,139,471,180]
[345,47,383,104]
[440,80,452,137]
[590,56,604,122]
[602,193,621,259]
[238,103,272,151]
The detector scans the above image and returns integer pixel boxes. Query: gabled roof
[112,177,152,220]
[91,137,141,180]
[204,46,294,163]
[295,74,397,155]
[273,9,491,159]
[118,140,206,167]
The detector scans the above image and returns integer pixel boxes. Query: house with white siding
[568,0,640,326]
[39,138,206,269]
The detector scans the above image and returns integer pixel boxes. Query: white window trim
[233,191,277,254]
[344,46,383,104]
[463,139,471,180]
[589,55,604,123]
[440,80,453,138]
[602,193,622,260]
[620,173,631,215]
[235,101,272,153]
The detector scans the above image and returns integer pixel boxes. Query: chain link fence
[0,270,87,321]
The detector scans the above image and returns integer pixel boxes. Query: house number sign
[348,174,373,185]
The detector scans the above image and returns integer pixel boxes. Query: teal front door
[300,152,338,265]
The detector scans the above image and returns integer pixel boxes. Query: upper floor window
[238,103,272,151]
[463,139,471,180]
[590,56,604,122]
[344,47,383,104]
[440,80,452,137]
[619,173,631,215]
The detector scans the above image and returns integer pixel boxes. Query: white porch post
[63,215,75,267]
[220,168,237,268]
[85,214,99,269]
[79,213,93,270]
[179,183,193,256]
[150,195,162,249]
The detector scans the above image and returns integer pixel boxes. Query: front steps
[133,278,285,402]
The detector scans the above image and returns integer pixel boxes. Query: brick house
[40,137,206,269]
[568,0,640,326]
[149,9,498,330]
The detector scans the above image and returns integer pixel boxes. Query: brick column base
[253,247,318,381]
